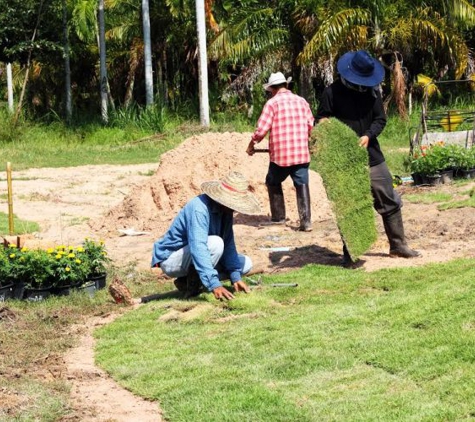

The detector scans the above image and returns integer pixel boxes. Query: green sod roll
[311,118,377,262]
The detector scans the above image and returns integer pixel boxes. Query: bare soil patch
[2,131,475,420]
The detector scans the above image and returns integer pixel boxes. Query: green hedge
[311,118,377,261]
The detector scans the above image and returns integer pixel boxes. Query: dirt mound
[91,132,334,238]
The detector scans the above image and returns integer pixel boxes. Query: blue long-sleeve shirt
[150,194,242,291]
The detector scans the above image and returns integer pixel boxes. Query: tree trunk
[62,0,72,124]
[14,0,45,126]
[142,0,154,106]
[98,0,108,123]
[6,63,14,113]
[195,0,210,127]
[124,40,141,108]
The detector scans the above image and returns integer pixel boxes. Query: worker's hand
[213,286,235,301]
[246,141,255,156]
[233,280,250,294]
[359,135,370,148]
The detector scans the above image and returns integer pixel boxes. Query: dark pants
[370,161,401,216]
[265,162,309,187]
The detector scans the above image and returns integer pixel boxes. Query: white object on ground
[118,228,151,236]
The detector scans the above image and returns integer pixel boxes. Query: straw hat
[201,172,261,215]
[263,72,292,91]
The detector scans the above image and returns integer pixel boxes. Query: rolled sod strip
[311,118,377,261]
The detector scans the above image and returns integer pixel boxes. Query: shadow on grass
[268,244,343,270]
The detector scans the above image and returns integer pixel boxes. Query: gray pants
[370,161,401,216]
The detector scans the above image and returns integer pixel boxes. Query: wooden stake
[6,162,14,235]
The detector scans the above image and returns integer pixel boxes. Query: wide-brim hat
[263,72,292,91]
[337,50,384,87]
[201,171,261,215]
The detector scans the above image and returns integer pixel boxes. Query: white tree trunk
[7,63,13,113]
[63,0,72,123]
[142,0,153,106]
[98,0,108,123]
[195,0,209,127]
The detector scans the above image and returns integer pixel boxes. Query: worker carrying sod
[150,171,261,301]
[315,50,420,265]
[247,72,315,231]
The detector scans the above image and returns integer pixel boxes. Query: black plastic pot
[88,273,107,290]
[0,283,14,302]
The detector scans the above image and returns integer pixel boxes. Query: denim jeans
[159,235,252,279]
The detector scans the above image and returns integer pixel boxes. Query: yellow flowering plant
[3,245,56,289]
[82,238,110,276]
[1,239,110,291]
[48,245,90,288]
[0,246,13,286]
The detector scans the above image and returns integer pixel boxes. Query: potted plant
[0,247,14,301]
[4,245,56,301]
[454,147,475,178]
[82,238,110,289]
[49,245,91,296]
[410,147,443,185]
[0,239,110,301]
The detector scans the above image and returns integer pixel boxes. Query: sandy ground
[2,132,475,421]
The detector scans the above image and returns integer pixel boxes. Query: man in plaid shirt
[247,72,314,231]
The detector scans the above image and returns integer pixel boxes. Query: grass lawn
[0,211,40,235]
[95,260,475,422]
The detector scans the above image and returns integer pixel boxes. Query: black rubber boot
[173,276,187,292]
[382,210,420,258]
[295,184,312,231]
[341,243,363,269]
[184,265,205,298]
[267,184,286,223]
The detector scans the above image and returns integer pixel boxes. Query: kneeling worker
[151,171,261,301]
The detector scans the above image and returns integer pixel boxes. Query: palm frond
[410,9,469,78]
[449,0,475,25]
[209,7,288,64]
[70,0,97,42]
[298,8,371,64]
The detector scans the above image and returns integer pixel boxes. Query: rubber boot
[295,184,312,231]
[382,210,420,258]
[173,276,187,292]
[267,184,286,223]
[341,243,363,269]
[185,265,205,298]
[341,244,353,268]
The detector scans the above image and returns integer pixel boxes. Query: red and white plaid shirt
[252,90,314,167]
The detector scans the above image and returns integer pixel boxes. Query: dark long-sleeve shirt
[315,79,387,167]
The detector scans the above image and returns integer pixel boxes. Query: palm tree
[298,0,475,80]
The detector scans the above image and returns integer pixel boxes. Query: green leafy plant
[453,146,475,170]
[410,144,450,175]
[411,144,475,175]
